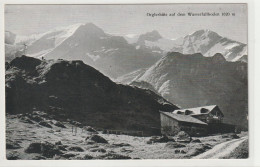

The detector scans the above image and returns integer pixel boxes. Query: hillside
[119,52,248,128]
[5,56,178,135]
[6,112,248,160]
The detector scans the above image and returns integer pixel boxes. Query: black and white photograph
[3,3,252,162]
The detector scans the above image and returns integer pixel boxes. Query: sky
[5,4,247,43]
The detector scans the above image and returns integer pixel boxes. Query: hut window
[185,110,192,115]
[201,108,208,113]
[177,111,182,114]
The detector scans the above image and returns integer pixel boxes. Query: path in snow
[193,136,248,159]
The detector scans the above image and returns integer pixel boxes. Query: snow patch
[86,53,100,61]
[158,80,171,96]
[225,43,240,50]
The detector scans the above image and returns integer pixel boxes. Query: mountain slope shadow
[5,55,178,136]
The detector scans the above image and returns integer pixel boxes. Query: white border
[0,0,259,167]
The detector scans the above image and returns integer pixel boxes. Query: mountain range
[5,23,247,79]
[5,23,162,78]
[126,29,247,62]
[5,23,248,128]
[117,52,248,128]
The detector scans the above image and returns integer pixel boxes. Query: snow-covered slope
[123,34,139,44]
[171,29,247,62]
[5,23,163,78]
[115,68,147,84]
[27,23,162,78]
[132,30,173,54]
[5,31,16,44]
[129,29,247,62]
[24,23,84,57]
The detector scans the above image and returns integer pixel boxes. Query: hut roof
[160,111,208,125]
[172,105,223,116]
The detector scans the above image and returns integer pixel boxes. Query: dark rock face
[6,56,178,135]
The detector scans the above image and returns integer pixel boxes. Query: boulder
[47,130,55,133]
[90,148,106,153]
[55,141,62,145]
[24,142,42,153]
[6,151,20,160]
[61,153,78,159]
[176,131,192,143]
[39,121,52,128]
[29,115,43,122]
[83,154,94,160]
[68,146,84,152]
[222,133,240,139]
[96,153,131,159]
[20,117,34,124]
[120,148,133,153]
[230,133,240,139]
[86,135,108,144]
[175,149,180,153]
[180,150,186,154]
[56,145,68,151]
[188,144,212,156]
[32,155,46,160]
[24,142,62,158]
[112,143,131,147]
[191,139,201,143]
[147,135,175,144]
[40,142,63,158]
